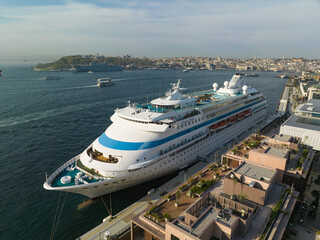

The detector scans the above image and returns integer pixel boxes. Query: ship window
[137,159,139,162]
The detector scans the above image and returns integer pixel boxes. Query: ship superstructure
[44,73,267,198]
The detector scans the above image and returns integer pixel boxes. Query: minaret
[282,53,285,60]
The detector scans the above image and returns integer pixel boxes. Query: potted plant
[231,193,236,200]
[187,177,195,186]
[175,191,181,200]
[241,209,246,218]
[165,194,172,201]
[213,172,219,180]
[175,200,179,207]
[163,213,170,222]
[179,184,187,192]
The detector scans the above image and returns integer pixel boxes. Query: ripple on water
[0,67,287,240]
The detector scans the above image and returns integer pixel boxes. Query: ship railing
[46,155,79,185]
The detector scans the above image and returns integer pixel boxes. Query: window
[171,234,180,240]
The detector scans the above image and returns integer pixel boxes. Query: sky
[0,0,319,60]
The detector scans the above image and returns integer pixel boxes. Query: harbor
[0,67,295,240]
[78,110,287,240]
[1,1,320,239]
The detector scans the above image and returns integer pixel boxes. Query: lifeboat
[210,124,218,130]
[217,120,227,129]
[243,109,251,116]
[236,112,245,120]
[227,116,237,124]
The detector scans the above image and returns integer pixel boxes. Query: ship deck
[51,161,102,188]
[136,90,243,113]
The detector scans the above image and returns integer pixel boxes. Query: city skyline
[0,0,319,60]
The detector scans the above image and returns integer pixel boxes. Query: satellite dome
[224,81,229,88]
[213,83,218,91]
[242,85,248,94]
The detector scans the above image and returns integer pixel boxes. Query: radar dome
[242,85,248,94]
[213,83,218,91]
[224,81,229,88]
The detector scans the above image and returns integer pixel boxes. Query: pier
[78,160,211,240]
[77,115,283,240]
[77,80,293,240]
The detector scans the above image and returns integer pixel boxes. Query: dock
[78,160,211,240]
[77,111,283,240]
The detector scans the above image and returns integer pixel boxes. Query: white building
[280,99,320,150]
[308,84,320,100]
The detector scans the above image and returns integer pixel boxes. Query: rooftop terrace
[235,162,275,182]
[272,134,293,142]
[174,207,237,237]
[265,147,288,158]
[144,164,230,226]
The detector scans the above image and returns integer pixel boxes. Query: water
[0,63,287,240]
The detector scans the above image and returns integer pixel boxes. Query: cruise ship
[73,62,124,72]
[43,73,267,198]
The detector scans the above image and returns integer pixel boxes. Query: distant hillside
[33,55,155,71]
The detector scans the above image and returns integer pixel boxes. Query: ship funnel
[213,83,218,91]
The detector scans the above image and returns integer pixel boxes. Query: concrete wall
[280,125,320,151]
[223,177,266,205]
[199,221,222,240]
[165,222,198,240]
[248,151,287,170]
[233,172,270,191]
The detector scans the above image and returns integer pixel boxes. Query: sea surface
[0,62,287,240]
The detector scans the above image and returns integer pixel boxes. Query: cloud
[0,0,319,59]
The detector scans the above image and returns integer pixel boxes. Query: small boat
[245,73,259,77]
[227,116,237,124]
[88,71,93,74]
[97,78,115,87]
[281,74,289,79]
[209,124,218,130]
[243,109,251,116]
[217,120,227,129]
[45,76,62,80]
[236,112,245,120]
[183,67,194,72]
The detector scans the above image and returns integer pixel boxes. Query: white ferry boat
[97,78,114,87]
[43,73,267,198]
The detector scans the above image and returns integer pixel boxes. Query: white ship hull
[44,107,267,198]
[44,74,268,198]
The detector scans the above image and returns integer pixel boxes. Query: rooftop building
[280,99,320,150]
[130,133,304,240]
[221,133,314,193]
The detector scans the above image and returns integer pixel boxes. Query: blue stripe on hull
[98,100,265,151]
